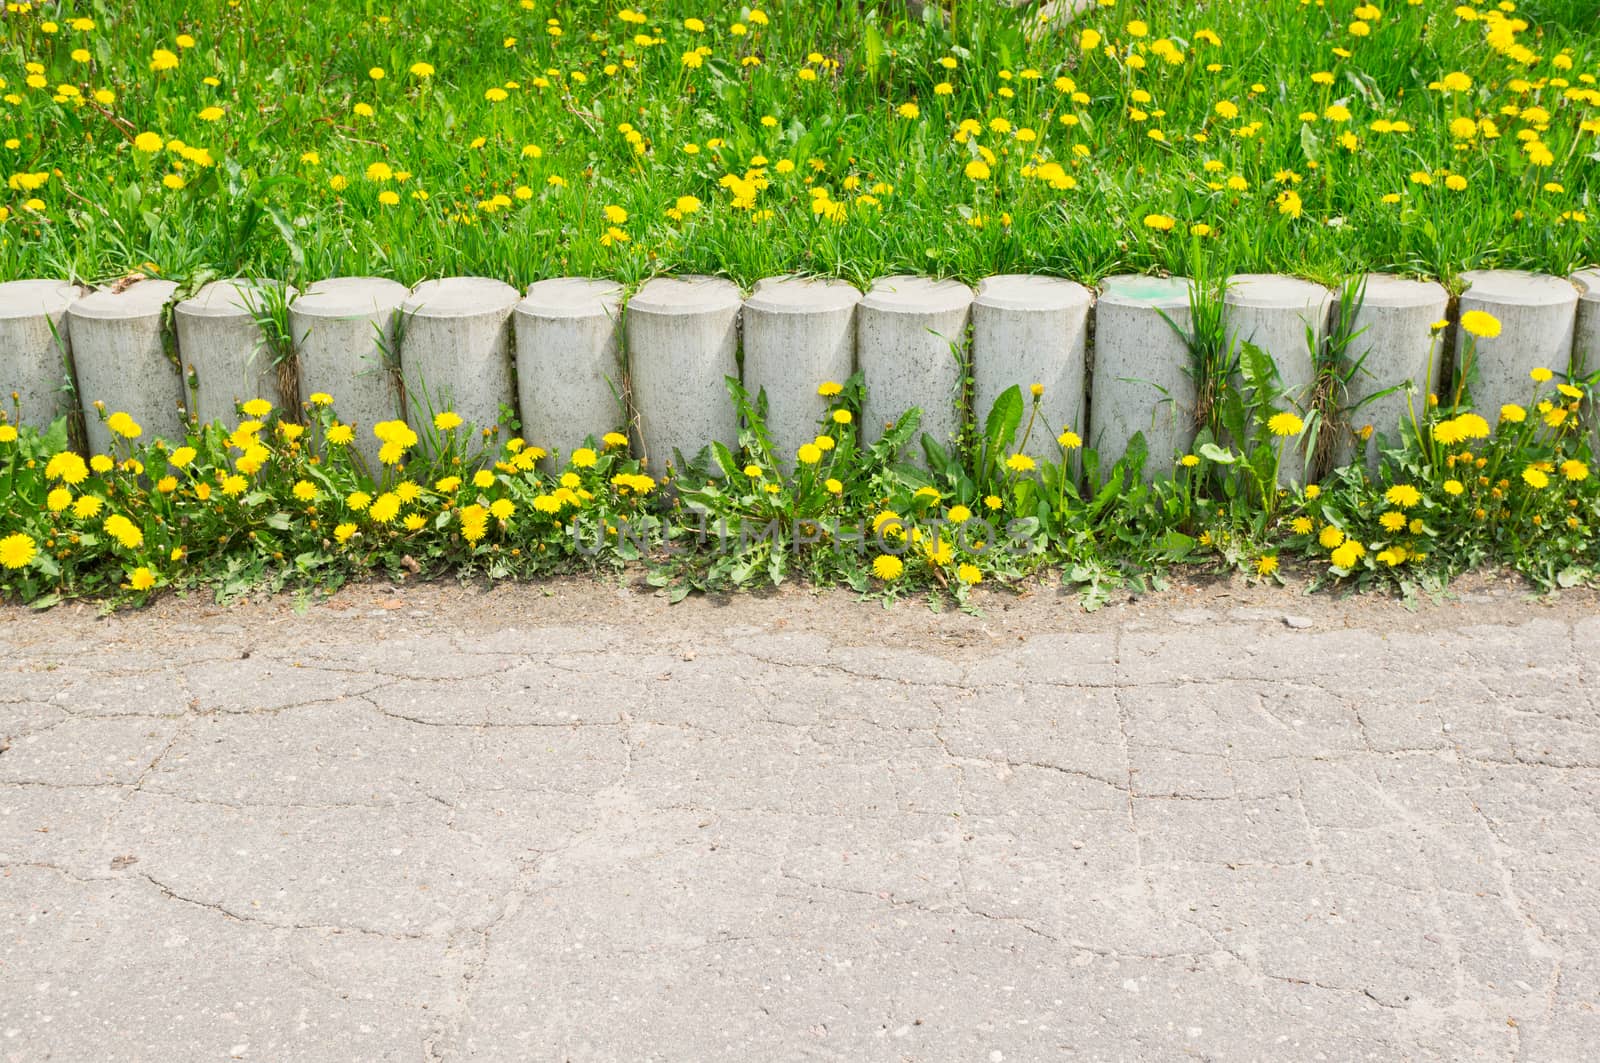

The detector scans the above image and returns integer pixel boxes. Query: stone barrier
[8,270,1593,483]
[626,275,742,473]
[1092,275,1195,477]
[858,275,973,454]
[1456,270,1578,418]
[1339,274,1450,469]
[973,274,1091,460]
[741,277,861,468]
[289,277,409,473]
[0,279,78,429]
[175,279,297,427]
[1572,268,1600,377]
[1225,274,1333,484]
[401,277,519,447]
[514,277,626,467]
[66,280,184,456]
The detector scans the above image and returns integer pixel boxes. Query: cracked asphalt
[2,574,1598,1061]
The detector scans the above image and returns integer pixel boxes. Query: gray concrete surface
[2,575,1598,1061]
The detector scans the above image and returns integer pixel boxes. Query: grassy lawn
[3,0,1596,288]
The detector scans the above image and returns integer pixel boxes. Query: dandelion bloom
[1522,467,1550,489]
[572,447,598,468]
[1267,412,1304,437]
[105,411,142,439]
[1319,525,1345,550]
[1562,460,1589,482]
[1530,367,1553,383]
[46,451,89,484]
[797,443,822,465]
[1142,213,1176,231]
[129,567,155,591]
[1006,453,1036,472]
[1330,540,1364,569]
[369,493,401,523]
[103,514,143,549]
[1058,430,1082,449]
[1255,555,1279,576]
[872,554,904,580]
[434,411,463,431]
[1384,484,1421,508]
[818,381,843,397]
[1459,310,1502,339]
[1443,479,1465,496]
[957,563,982,585]
[1500,404,1526,424]
[0,532,37,570]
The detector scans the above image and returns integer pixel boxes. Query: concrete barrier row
[2,270,1598,475]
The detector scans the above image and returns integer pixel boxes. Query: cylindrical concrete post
[289,277,409,472]
[1224,274,1330,402]
[626,275,742,474]
[1571,268,1600,377]
[1456,270,1577,416]
[1224,274,1332,484]
[515,278,625,467]
[742,277,860,468]
[973,275,1091,459]
[1337,274,1449,469]
[1092,275,1194,476]
[0,279,78,430]
[67,280,184,453]
[175,279,297,427]
[857,276,973,452]
[401,277,519,447]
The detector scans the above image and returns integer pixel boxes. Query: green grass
[2,0,1596,289]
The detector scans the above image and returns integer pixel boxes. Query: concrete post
[1456,270,1577,417]
[973,275,1091,460]
[626,275,742,474]
[401,277,519,449]
[857,276,973,453]
[1224,274,1331,404]
[0,279,78,430]
[175,279,297,427]
[514,278,625,467]
[67,280,184,454]
[1223,274,1332,484]
[1571,268,1600,377]
[742,277,860,468]
[1337,274,1449,469]
[1092,275,1194,476]
[289,277,409,472]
